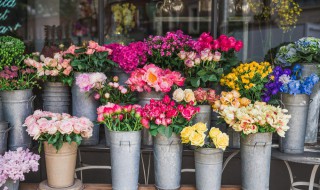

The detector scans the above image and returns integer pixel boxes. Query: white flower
[279,74,290,84]
[173,88,185,102]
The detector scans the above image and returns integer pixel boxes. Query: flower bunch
[275,37,320,66]
[0,36,25,69]
[76,72,107,92]
[145,30,194,71]
[63,41,116,73]
[24,52,73,85]
[105,41,148,73]
[220,61,273,101]
[279,65,319,95]
[24,110,94,151]
[141,95,199,138]
[261,66,292,102]
[111,3,136,34]
[218,101,291,137]
[212,90,251,112]
[126,64,185,93]
[181,123,229,150]
[178,48,224,87]
[173,88,219,105]
[97,103,143,131]
[0,148,40,188]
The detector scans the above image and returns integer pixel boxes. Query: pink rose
[97,114,104,122]
[141,118,150,129]
[59,120,74,134]
[120,88,128,94]
[194,88,207,103]
[213,51,221,62]
[24,116,36,126]
[235,41,243,52]
[63,68,72,76]
[86,48,95,55]
[106,48,113,55]
[184,59,194,68]
[48,121,59,135]
[73,123,83,134]
[94,93,100,100]
[51,69,59,76]
[159,76,174,93]
[81,127,93,138]
[97,106,105,114]
[212,40,220,50]
[228,37,236,48]
[88,41,98,49]
[187,52,197,60]
[64,45,77,55]
[178,51,187,60]
[181,109,194,121]
[61,59,70,68]
[27,124,41,140]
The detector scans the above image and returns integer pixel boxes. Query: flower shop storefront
[1,0,320,190]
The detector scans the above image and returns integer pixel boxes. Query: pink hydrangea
[76,72,107,92]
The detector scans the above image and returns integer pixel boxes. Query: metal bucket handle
[169,139,181,152]
[27,95,36,110]
[0,127,12,133]
[120,141,131,152]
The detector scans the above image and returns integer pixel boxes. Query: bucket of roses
[23,110,93,188]
[181,122,229,190]
[141,95,199,190]
[96,103,143,189]
[217,101,291,190]
[126,64,185,146]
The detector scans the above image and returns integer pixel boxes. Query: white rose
[173,88,185,102]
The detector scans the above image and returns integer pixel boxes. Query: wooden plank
[20,183,241,190]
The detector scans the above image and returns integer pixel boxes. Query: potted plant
[126,64,185,145]
[275,37,320,144]
[180,122,229,190]
[0,148,40,190]
[141,95,199,190]
[173,88,219,138]
[96,103,143,189]
[63,41,115,145]
[0,36,38,150]
[24,52,73,113]
[23,110,93,188]
[217,100,291,190]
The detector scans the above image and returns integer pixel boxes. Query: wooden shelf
[20,184,241,190]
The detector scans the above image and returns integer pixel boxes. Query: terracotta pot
[44,142,78,188]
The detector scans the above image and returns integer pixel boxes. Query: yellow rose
[184,89,195,103]
[173,88,185,102]
[181,137,190,144]
[213,132,229,150]
[240,97,251,106]
[189,132,205,147]
[180,126,194,140]
[230,90,241,98]
[193,122,207,133]
[209,127,222,140]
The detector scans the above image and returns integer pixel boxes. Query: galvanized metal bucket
[1,89,34,150]
[0,122,10,155]
[241,133,272,190]
[227,128,240,149]
[104,127,111,147]
[72,72,100,146]
[42,82,71,114]
[194,105,212,141]
[138,91,164,146]
[279,93,309,154]
[113,67,130,86]
[110,130,141,190]
[194,148,223,190]
[300,63,320,144]
[0,96,4,121]
[1,179,19,190]
[154,133,182,190]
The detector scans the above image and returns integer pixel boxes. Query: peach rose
[184,89,195,103]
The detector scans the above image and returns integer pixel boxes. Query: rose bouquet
[217,101,291,137]
[76,73,137,104]
[96,103,143,131]
[0,148,40,189]
[104,41,148,73]
[24,52,73,86]
[220,61,273,101]
[23,110,94,151]
[126,64,185,93]
[173,88,219,105]
[212,90,251,112]
[275,37,320,66]
[180,122,229,150]
[180,33,243,87]
[0,37,38,91]
[141,95,199,137]
[145,30,194,71]
[63,41,116,73]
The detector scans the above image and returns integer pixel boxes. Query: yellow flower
[270,75,275,80]
[190,132,205,147]
[180,126,194,140]
[184,89,195,103]
[209,127,222,140]
[213,132,229,150]
[193,122,208,133]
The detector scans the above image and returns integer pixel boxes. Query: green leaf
[66,135,72,144]
[157,125,166,135]
[197,70,207,76]
[74,135,82,145]
[190,77,200,88]
[150,128,158,136]
[208,75,218,82]
[163,127,173,138]
[150,123,158,130]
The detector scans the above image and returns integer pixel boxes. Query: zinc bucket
[154,133,182,190]
[72,72,100,146]
[138,91,164,146]
[110,130,141,190]
[1,179,19,190]
[280,93,309,154]
[1,89,34,150]
[194,105,212,141]
[42,82,71,114]
[113,67,130,86]
[195,148,223,190]
[0,121,10,155]
[241,133,272,190]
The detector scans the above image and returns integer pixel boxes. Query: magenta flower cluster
[0,66,18,80]
[104,41,148,73]
[0,148,40,188]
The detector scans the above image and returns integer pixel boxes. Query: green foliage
[38,132,82,153]
[0,36,25,69]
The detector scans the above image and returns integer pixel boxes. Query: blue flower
[288,80,301,95]
[280,84,289,93]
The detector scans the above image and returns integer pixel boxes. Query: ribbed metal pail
[113,67,130,86]
[1,89,34,150]
[0,121,10,155]
[110,130,141,190]
[43,82,71,114]
[194,105,212,142]
[1,179,19,190]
